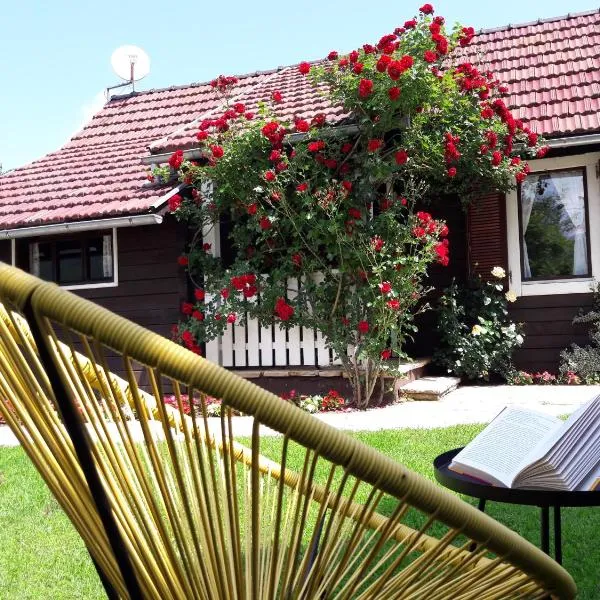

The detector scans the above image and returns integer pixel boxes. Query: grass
[0,424,598,599]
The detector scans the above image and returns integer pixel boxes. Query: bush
[560,283,600,382]
[434,267,524,380]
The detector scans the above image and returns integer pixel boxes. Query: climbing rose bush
[162,4,545,407]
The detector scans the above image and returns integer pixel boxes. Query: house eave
[547,133,600,148]
[0,213,163,240]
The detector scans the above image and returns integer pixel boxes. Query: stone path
[1,385,599,446]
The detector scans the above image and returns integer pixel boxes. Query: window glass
[56,240,84,283]
[36,242,54,281]
[87,235,111,280]
[519,169,589,280]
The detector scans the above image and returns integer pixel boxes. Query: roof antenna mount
[106,46,151,99]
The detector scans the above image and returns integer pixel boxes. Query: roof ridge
[476,8,600,35]
[107,63,308,103]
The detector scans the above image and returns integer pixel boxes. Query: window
[29,230,117,288]
[506,152,600,297]
[519,168,590,281]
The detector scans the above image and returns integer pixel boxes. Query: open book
[449,394,600,490]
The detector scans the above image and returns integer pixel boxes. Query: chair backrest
[0,263,575,599]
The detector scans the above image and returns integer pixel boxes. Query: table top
[434,448,600,507]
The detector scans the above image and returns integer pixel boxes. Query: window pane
[520,169,588,280]
[36,243,54,281]
[87,235,111,281]
[56,240,83,284]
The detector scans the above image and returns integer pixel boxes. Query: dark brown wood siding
[467,192,508,279]
[76,218,187,337]
[509,293,593,372]
[0,240,11,264]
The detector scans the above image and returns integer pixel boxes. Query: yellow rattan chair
[0,263,575,599]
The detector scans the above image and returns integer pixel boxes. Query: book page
[451,407,561,487]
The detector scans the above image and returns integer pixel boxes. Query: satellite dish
[110,45,150,86]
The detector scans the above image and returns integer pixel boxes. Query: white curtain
[551,173,588,275]
[102,234,113,278]
[520,180,535,279]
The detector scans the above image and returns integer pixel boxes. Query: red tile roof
[2,9,600,230]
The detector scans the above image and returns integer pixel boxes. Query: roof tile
[2,10,600,229]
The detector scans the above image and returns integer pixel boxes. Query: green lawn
[0,425,598,599]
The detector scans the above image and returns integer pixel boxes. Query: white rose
[505,290,517,302]
[491,266,506,279]
[471,324,485,336]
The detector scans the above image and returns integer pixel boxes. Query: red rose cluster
[168,149,184,170]
[230,273,258,298]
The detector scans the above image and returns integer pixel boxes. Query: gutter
[0,213,163,240]
[547,134,600,148]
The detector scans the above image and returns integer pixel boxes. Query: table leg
[554,505,562,565]
[540,506,550,555]
[477,498,486,513]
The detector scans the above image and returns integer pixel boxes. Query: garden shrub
[434,267,524,380]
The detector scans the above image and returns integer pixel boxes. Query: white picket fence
[202,218,343,368]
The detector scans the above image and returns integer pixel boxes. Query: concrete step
[399,376,461,401]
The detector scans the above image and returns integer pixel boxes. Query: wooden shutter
[467,192,508,279]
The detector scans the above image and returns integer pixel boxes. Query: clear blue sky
[1,0,597,171]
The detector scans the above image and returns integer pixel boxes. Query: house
[1,9,599,381]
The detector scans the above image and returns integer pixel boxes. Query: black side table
[433,447,600,565]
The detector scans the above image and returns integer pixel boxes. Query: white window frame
[15,228,120,291]
[506,152,600,297]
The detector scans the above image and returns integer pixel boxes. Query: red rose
[299,62,311,75]
[434,240,450,266]
[404,19,417,29]
[348,207,361,219]
[386,87,400,102]
[447,167,457,177]
[269,149,282,162]
[168,149,184,169]
[479,144,489,155]
[419,3,434,13]
[264,170,276,182]
[386,299,400,310]
[194,289,205,301]
[234,102,245,113]
[307,140,326,152]
[491,151,502,166]
[381,349,392,360]
[276,161,287,172]
[215,313,222,321]
[439,224,449,237]
[341,142,353,153]
[226,313,237,324]
[211,145,224,158]
[295,119,309,132]
[423,50,437,63]
[272,90,283,103]
[327,50,339,60]
[338,58,349,69]
[371,236,384,251]
[536,146,549,158]
[245,112,255,120]
[412,226,426,238]
[376,55,392,72]
[168,194,182,212]
[311,113,326,127]
[221,288,230,299]
[528,131,539,147]
[516,171,527,183]
[480,107,494,119]
[177,255,189,266]
[270,192,281,202]
[363,43,376,54]
[395,150,408,165]
[358,320,369,334]
[275,297,294,321]
[349,50,359,63]
[378,281,392,294]
[203,243,212,252]
[367,139,383,152]
[196,130,209,141]
[342,181,353,192]
[292,253,302,267]
[247,203,258,215]
[296,183,308,192]
[192,310,204,321]
[358,78,374,98]
[352,63,364,74]
[259,217,272,230]
[181,302,194,315]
